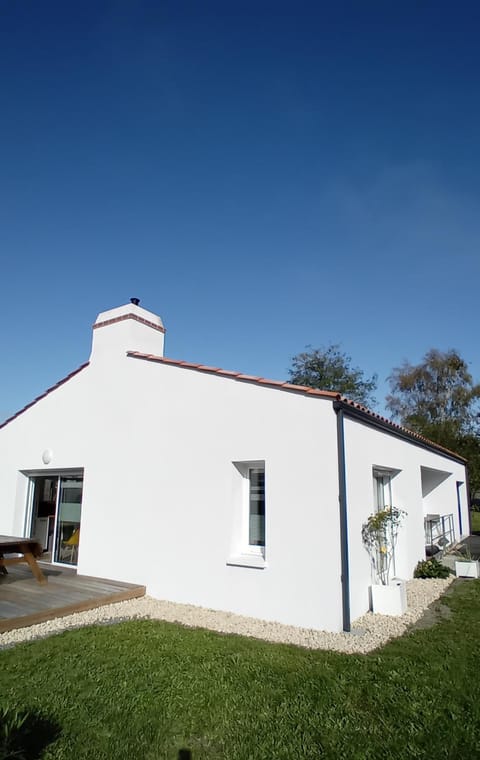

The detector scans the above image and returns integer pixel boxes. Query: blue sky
[1,1,480,421]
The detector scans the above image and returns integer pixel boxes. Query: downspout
[333,401,351,632]
[465,474,472,536]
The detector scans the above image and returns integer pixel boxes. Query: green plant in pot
[453,542,480,578]
[362,506,406,586]
[362,506,407,615]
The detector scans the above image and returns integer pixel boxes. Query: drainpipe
[333,401,351,632]
[465,476,472,536]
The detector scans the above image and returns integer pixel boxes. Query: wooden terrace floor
[0,562,146,633]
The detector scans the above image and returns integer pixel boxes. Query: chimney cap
[130,297,140,306]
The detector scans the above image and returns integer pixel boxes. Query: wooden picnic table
[0,535,47,584]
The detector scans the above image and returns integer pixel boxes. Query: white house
[0,301,470,632]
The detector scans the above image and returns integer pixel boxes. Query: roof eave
[126,351,339,400]
[0,362,90,430]
[333,398,467,464]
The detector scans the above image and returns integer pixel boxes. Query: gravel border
[0,577,454,654]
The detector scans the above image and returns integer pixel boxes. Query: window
[373,469,392,511]
[248,467,265,548]
[228,461,266,569]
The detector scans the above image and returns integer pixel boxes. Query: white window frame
[373,468,393,511]
[227,460,267,569]
[23,468,84,567]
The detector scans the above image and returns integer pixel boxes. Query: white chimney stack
[90,299,165,362]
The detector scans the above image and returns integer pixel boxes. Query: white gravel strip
[0,577,454,654]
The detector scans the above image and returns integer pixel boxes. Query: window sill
[226,553,267,569]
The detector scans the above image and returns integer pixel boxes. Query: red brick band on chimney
[92,313,166,334]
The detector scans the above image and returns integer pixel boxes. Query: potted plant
[362,506,407,615]
[454,544,480,578]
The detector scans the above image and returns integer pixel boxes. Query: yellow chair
[60,527,80,564]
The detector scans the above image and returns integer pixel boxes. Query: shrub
[414,558,451,579]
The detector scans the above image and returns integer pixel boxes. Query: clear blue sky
[1,1,480,421]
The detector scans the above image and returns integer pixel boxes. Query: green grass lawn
[2,582,480,760]
[470,510,480,532]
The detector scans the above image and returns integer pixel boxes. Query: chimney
[90,299,166,362]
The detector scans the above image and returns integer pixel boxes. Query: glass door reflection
[54,476,83,565]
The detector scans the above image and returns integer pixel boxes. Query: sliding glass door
[28,472,83,566]
[54,477,83,565]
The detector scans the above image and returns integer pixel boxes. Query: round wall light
[42,449,53,465]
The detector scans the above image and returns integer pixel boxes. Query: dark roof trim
[333,398,466,464]
[0,362,90,430]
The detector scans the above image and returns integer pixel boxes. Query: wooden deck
[0,562,146,633]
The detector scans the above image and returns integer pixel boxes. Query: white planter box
[455,560,480,578]
[370,580,408,616]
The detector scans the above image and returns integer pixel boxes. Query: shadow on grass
[0,708,61,760]
[178,750,192,759]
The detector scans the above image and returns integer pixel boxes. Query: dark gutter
[333,402,351,633]
[465,476,472,534]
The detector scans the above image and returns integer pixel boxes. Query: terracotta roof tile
[235,373,263,381]
[0,348,465,465]
[127,351,465,461]
[280,382,310,392]
[334,394,465,460]
[256,378,285,387]
[306,388,336,397]
[127,352,353,401]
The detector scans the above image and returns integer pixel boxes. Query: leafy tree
[288,344,377,407]
[456,434,480,501]
[386,349,480,499]
[386,349,480,434]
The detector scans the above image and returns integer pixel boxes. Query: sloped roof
[0,362,89,430]
[127,351,467,463]
[332,395,466,462]
[0,351,466,463]
[127,351,339,399]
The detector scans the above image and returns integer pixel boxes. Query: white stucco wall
[80,354,343,632]
[342,416,469,623]
[0,309,344,632]
[0,304,469,633]
[0,365,94,537]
